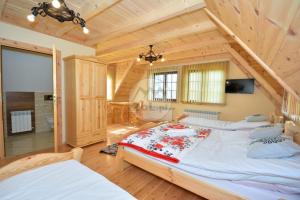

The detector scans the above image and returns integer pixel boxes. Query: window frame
[152,71,178,102]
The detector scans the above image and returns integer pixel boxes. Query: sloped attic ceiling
[0,0,295,105]
[205,0,300,100]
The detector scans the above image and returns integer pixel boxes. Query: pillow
[247,136,300,159]
[249,124,283,139]
[245,114,267,122]
[179,116,209,126]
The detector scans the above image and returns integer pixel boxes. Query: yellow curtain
[182,61,228,104]
[282,90,300,122]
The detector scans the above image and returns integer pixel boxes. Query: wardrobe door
[76,59,94,145]
[93,63,106,98]
[78,60,93,97]
[77,99,93,145]
[78,99,93,132]
[92,98,106,140]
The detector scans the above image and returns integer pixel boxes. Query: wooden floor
[80,142,206,200]
[1,124,206,200]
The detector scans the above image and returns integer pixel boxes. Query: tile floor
[4,131,54,157]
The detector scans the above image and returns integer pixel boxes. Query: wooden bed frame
[116,121,245,200]
[0,148,83,180]
[117,146,244,200]
[116,120,300,200]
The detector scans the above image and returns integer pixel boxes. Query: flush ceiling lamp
[137,45,165,66]
[27,0,89,34]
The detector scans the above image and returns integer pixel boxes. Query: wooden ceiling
[0,0,206,47]
[205,0,300,100]
[1,0,299,102]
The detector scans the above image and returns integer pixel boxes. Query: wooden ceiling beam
[87,0,205,46]
[228,46,282,108]
[135,53,231,69]
[96,21,215,56]
[0,0,7,19]
[55,0,122,37]
[97,33,227,63]
[109,43,228,64]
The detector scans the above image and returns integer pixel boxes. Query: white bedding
[0,160,136,200]
[178,129,300,188]
[179,117,270,130]
[124,128,300,200]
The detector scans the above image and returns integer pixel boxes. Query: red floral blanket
[119,123,211,163]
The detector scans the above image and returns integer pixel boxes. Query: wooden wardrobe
[64,56,107,147]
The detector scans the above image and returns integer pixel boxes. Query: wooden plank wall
[205,0,300,99]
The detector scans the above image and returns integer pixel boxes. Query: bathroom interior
[1,47,54,157]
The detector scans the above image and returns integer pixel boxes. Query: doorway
[2,47,54,157]
[0,38,62,159]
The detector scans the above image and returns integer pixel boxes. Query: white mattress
[0,160,136,200]
[179,117,270,130]
[124,129,300,200]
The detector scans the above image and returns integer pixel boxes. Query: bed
[117,122,300,200]
[0,148,136,200]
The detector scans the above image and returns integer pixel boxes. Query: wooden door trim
[0,37,62,159]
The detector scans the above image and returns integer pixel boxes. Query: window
[150,71,178,101]
[182,62,228,104]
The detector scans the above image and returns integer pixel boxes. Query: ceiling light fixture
[27,0,89,34]
[137,45,164,66]
[51,0,61,9]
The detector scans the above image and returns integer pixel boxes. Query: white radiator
[11,110,32,133]
[184,109,220,120]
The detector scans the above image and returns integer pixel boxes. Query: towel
[165,128,197,137]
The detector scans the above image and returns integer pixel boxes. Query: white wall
[0,21,95,142]
[2,48,53,92]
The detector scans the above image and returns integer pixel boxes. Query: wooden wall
[205,0,300,99]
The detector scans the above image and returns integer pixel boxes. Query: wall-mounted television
[225,79,254,94]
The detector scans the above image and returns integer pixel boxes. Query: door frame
[0,37,62,159]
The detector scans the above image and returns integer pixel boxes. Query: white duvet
[127,128,300,192]
[178,129,300,190]
[0,160,136,200]
[180,117,270,130]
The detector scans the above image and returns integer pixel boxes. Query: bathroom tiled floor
[4,131,54,157]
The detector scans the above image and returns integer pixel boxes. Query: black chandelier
[137,45,165,66]
[27,0,89,34]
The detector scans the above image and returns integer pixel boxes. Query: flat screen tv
[225,79,254,94]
